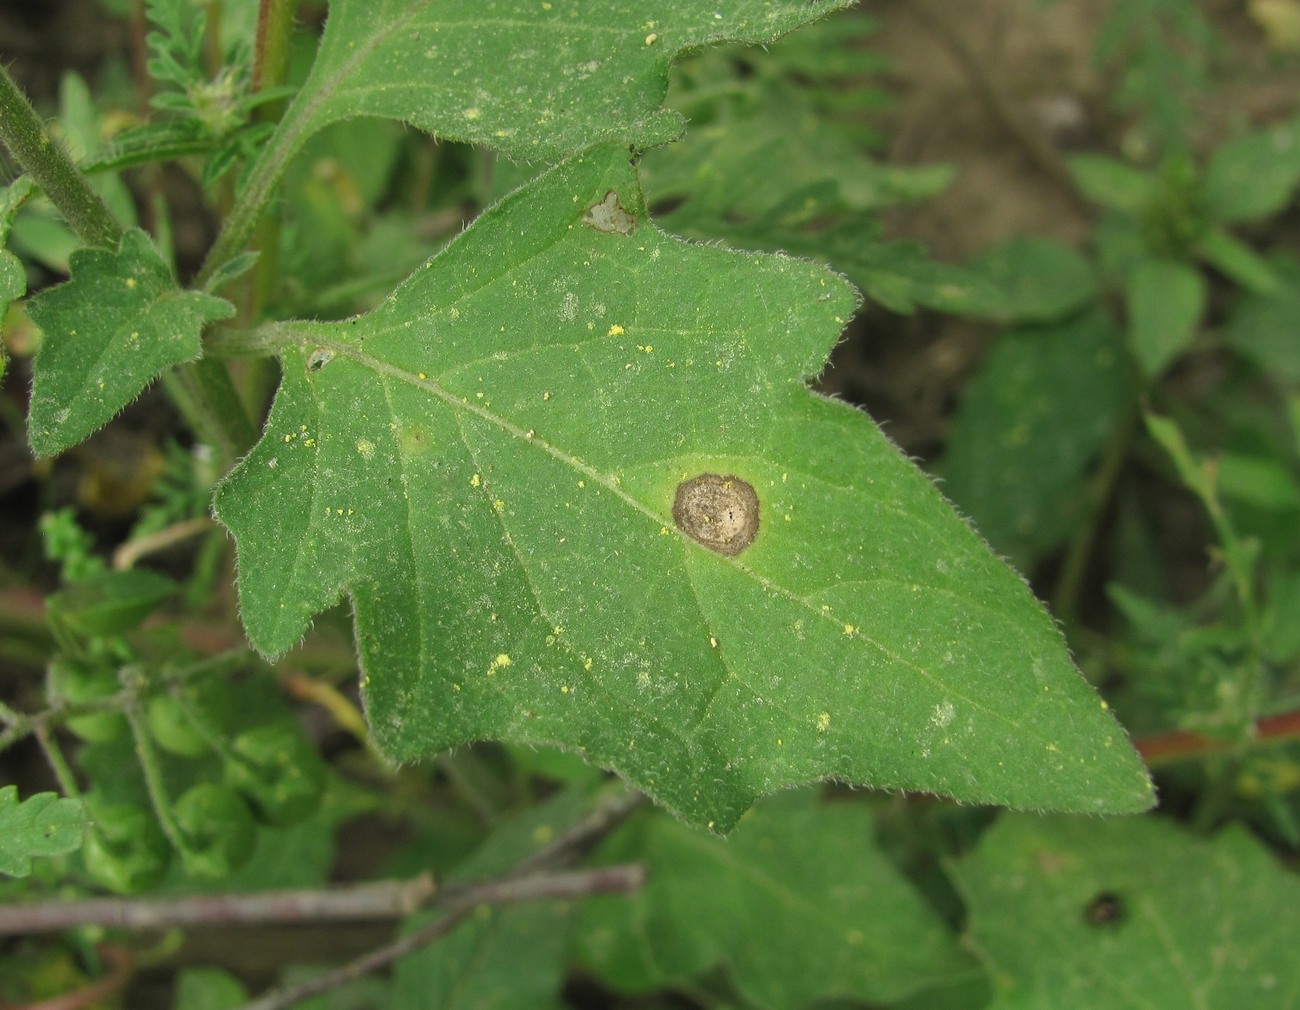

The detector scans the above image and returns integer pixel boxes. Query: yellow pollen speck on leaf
[487,654,512,675]
[493,499,505,512]
[125,278,137,288]
[471,473,481,487]
[608,324,625,335]
[843,624,856,636]
[816,712,831,732]
[645,32,658,44]
[418,372,427,380]
[542,391,552,400]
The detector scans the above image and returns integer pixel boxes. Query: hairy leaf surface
[282,0,855,164]
[0,786,85,877]
[26,228,233,457]
[214,142,1153,831]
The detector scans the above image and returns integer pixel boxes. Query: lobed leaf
[283,0,856,164]
[214,142,1153,831]
[26,228,234,457]
[0,786,85,878]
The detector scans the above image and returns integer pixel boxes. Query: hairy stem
[0,64,123,248]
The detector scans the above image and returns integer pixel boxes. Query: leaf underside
[214,142,1153,831]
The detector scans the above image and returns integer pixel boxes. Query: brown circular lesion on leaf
[672,474,760,556]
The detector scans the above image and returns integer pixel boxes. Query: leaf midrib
[294,330,1037,744]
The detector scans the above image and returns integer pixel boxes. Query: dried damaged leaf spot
[583,190,635,235]
[673,474,760,556]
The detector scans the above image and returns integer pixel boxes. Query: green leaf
[0,786,85,878]
[1,177,34,318]
[214,142,1153,832]
[949,814,1300,1009]
[578,791,972,1008]
[1125,255,1205,378]
[939,312,1131,571]
[280,0,855,164]
[174,967,248,1010]
[1226,260,1300,383]
[26,228,234,457]
[833,237,1001,316]
[1068,154,1154,213]
[1202,119,1300,223]
[45,568,177,637]
[393,789,593,1010]
[1196,227,1280,296]
[963,238,1099,324]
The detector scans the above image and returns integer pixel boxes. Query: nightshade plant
[28,0,1300,1005]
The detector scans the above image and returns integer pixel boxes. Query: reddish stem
[1135,709,1300,765]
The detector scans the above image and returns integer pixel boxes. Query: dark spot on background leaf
[1083,891,1126,927]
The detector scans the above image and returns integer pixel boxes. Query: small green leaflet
[26,228,234,457]
[0,786,85,878]
[214,142,1153,831]
[1,177,34,321]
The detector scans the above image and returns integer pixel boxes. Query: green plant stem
[0,64,123,248]
[161,358,258,468]
[0,692,132,753]
[243,0,296,319]
[125,704,184,850]
[1052,400,1139,624]
[253,0,296,115]
[34,726,83,799]
[0,62,254,464]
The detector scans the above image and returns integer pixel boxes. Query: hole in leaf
[673,474,760,556]
[307,349,334,371]
[583,191,635,235]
